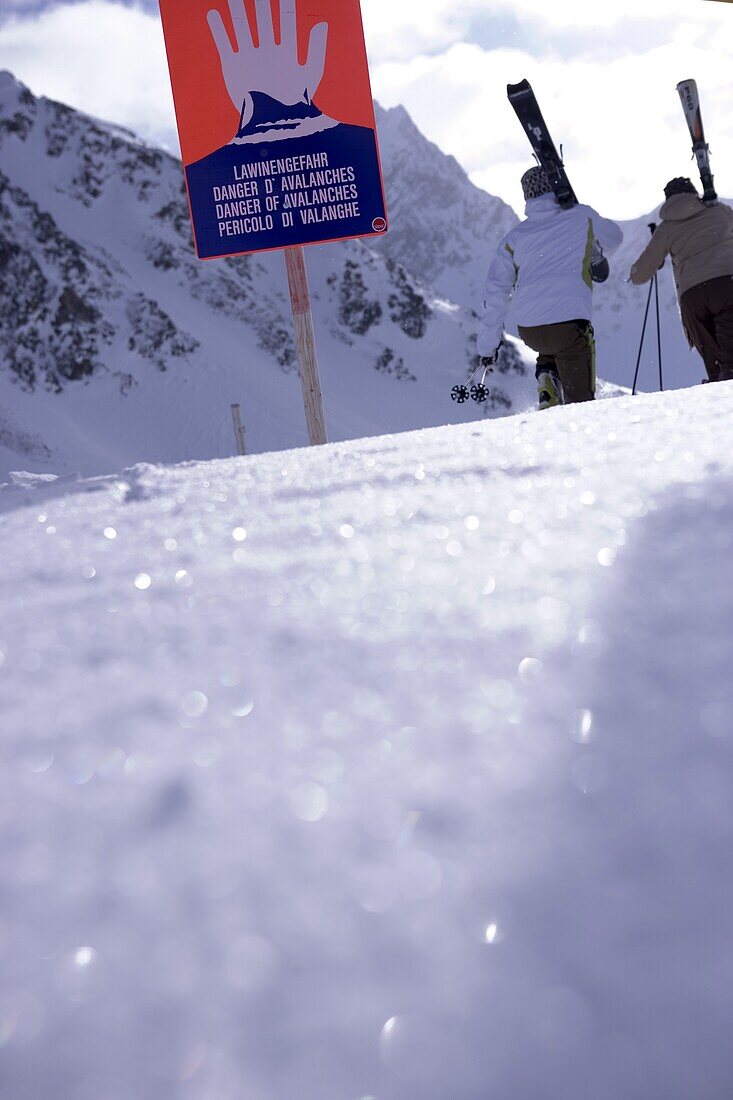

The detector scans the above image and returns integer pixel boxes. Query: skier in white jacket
[478,167,623,408]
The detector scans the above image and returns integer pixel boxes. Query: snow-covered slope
[0,72,532,479]
[2,383,733,1099]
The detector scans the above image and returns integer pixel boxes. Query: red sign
[159,0,388,259]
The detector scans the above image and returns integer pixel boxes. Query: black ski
[506,79,608,282]
[507,79,577,209]
[676,79,717,205]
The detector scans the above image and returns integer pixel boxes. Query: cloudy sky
[0,0,732,218]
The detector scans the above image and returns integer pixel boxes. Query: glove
[479,351,499,370]
[590,240,610,283]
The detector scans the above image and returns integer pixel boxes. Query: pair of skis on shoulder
[676,79,717,204]
[507,78,609,284]
[508,77,717,213]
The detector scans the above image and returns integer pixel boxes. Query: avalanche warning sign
[159,0,388,260]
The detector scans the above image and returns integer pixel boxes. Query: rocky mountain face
[0,72,531,478]
[1,69,704,480]
[370,103,517,308]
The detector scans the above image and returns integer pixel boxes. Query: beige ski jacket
[630,194,733,299]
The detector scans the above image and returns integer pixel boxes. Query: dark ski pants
[680,275,733,382]
[517,319,596,403]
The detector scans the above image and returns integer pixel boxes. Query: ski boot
[537,370,564,410]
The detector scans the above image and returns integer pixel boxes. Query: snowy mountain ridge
[0,71,531,480]
[1,68,720,482]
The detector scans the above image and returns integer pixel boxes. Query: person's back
[500,193,617,328]
[478,167,623,408]
[630,178,733,381]
[631,190,733,298]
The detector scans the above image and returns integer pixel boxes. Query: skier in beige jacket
[630,177,733,382]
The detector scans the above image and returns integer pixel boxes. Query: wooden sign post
[230,402,247,455]
[284,248,327,446]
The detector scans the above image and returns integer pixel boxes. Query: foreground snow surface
[2,384,733,1099]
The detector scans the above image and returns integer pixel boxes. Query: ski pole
[654,272,664,392]
[632,278,654,395]
[632,223,661,395]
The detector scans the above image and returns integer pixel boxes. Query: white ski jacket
[477,194,623,356]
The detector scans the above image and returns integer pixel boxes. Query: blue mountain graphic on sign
[236,90,322,138]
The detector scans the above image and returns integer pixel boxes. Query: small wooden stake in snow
[284,246,328,446]
[230,403,246,456]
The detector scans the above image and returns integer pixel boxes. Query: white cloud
[486,0,688,28]
[360,0,725,61]
[360,0,481,61]
[371,16,733,218]
[0,0,732,219]
[0,1,177,150]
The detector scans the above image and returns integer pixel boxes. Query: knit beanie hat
[521,166,553,201]
[664,177,698,199]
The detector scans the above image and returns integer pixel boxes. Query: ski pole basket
[451,362,492,404]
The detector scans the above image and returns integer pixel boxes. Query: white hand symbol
[208,0,329,128]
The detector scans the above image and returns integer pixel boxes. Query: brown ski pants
[517,319,596,403]
[680,275,733,382]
